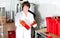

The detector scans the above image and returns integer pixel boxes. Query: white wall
[0,0,10,10]
[0,0,19,11]
[39,0,60,18]
[28,0,60,18]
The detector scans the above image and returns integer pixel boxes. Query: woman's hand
[30,21,37,27]
[20,20,26,26]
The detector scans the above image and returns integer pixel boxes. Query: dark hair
[22,1,30,9]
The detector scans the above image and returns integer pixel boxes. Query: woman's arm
[30,20,37,28]
[30,20,37,26]
[20,20,30,30]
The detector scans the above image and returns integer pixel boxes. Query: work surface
[36,28,58,38]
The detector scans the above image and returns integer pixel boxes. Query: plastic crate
[8,31,16,38]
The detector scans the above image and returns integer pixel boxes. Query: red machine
[46,17,59,38]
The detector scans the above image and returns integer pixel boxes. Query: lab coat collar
[22,11,29,17]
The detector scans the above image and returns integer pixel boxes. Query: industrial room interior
[0,0,60,38]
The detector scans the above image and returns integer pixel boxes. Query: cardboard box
[0,16,6,25]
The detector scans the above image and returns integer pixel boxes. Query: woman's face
[23,5,29,12]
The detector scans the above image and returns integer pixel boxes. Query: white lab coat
[15,11,37,38]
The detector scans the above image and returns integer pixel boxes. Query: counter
[35,28,58,38]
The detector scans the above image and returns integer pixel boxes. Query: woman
[15,1,37,38]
